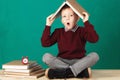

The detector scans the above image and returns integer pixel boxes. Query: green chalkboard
[0,0,120,69]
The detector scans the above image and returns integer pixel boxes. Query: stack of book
[2,60,45,79]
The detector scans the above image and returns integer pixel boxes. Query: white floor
[0,70,120,80]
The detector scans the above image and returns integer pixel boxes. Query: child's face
[61,8,79,31]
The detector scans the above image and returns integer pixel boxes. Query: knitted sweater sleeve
[83,21,99,43]
[41,25,58,47]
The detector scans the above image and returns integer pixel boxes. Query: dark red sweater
[41,21,99,59]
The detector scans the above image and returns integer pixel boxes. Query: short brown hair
[60,5,70,15]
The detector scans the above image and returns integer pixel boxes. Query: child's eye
[62,16,66,18]
[70,15,73,17]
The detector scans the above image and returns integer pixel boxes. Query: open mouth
[67,22,70,26]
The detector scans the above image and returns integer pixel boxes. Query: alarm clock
[22,56,29,65]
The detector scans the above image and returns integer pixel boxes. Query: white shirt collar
[65,25,78,32]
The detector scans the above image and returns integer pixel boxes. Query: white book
[4,65,42,73]
[51,0,89,19]
[2,60,37,70]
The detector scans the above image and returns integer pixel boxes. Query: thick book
[4,65,42,73]
[2,60,37,70]
[4,71,45,79]
[51,0,89,20]
[4,69,45,76]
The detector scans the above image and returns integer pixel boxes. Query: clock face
[22,57,28,64]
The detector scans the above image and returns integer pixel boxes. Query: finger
[82,12,87,16]
[48,14,54,17]
[46,14,52,20]
[83,12,89,18]
[50,14,56,20]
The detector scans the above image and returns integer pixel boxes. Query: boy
[41,5,99,79]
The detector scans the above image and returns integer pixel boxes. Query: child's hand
[82,12,89,23]
[46,14,55,26]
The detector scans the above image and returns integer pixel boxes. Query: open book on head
[51,0,89,20]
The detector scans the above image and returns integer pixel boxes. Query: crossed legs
[43,52,99,78]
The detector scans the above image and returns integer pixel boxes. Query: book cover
[2,60,37,70]
[51,0,89,19]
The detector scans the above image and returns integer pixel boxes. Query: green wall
[0,0,120,69]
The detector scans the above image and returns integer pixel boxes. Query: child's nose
[66,16,70,20]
